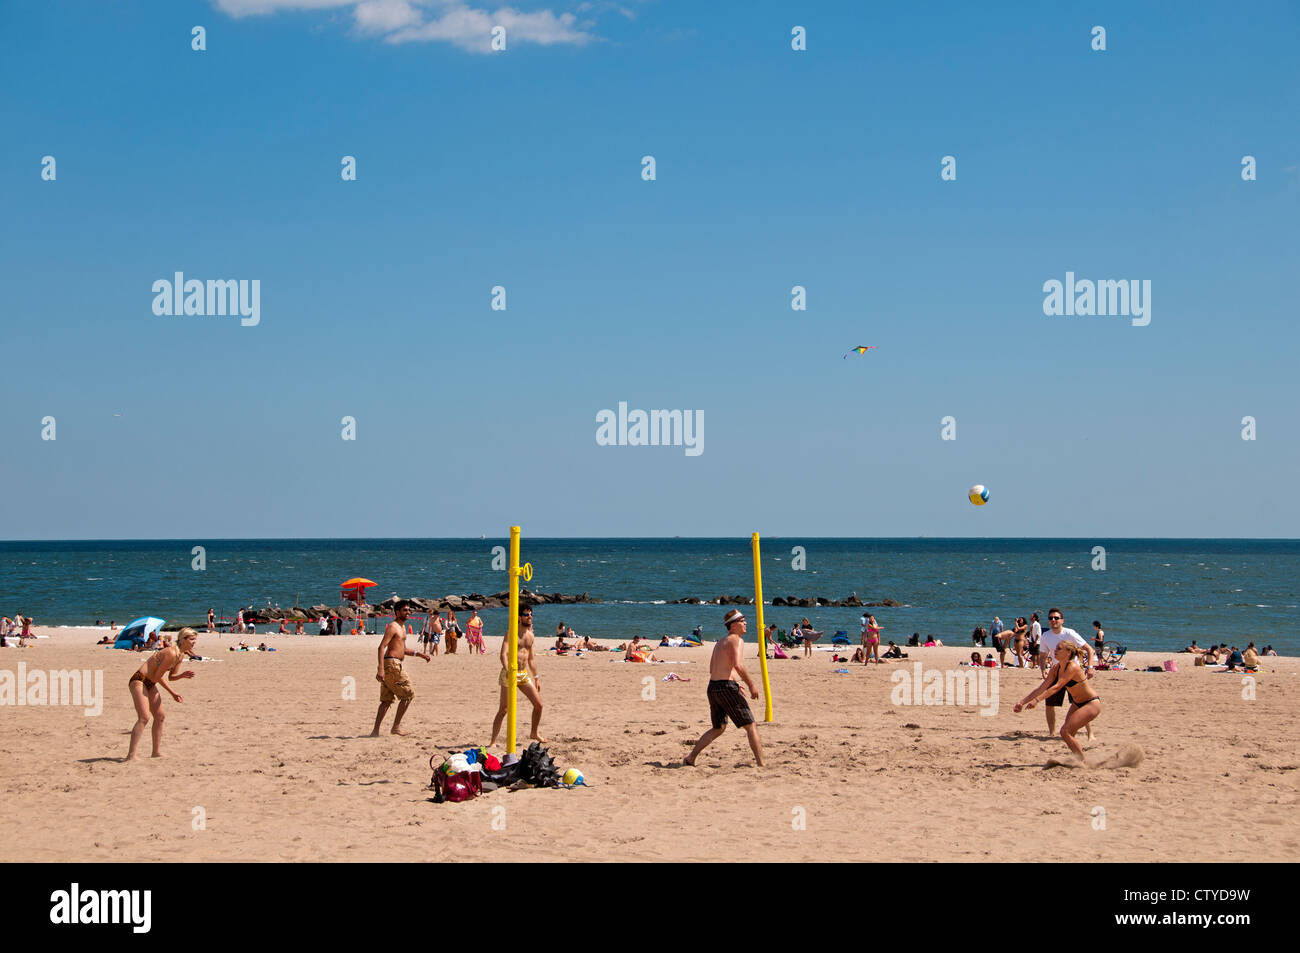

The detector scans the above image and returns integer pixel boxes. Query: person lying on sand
[126,627,198,760]
[1013,641,1100,763]
[580,635,607,651]
[1182,640,1205,654]
[683,609,764,768]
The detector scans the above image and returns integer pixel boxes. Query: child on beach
[1013,641,1101,763]
[126,627,198,760]
[683,609,764,767]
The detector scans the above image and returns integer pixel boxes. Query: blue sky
[2,0,1297,539]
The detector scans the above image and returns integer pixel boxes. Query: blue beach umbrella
[114,616,165,649]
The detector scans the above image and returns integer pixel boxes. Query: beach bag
[430,754,482,803]
[1163,659,1178,673]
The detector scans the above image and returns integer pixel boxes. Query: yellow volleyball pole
[506,526,521,754]
[752,532,774,722]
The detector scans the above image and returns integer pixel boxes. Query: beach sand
[1,627,1296,862]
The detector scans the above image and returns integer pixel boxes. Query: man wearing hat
[683,608,765,767]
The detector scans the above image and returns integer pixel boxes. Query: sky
[1,0,1297,539]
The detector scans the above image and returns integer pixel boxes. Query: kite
[843,346,878,359]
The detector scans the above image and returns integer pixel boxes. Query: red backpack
[430,754,483,803]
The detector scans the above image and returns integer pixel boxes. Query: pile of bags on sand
[430,742,584,803]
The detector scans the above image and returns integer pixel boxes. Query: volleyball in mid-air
[968,484,990,506]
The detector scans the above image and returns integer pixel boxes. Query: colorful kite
[843,346,878,359]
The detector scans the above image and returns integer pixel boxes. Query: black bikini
[1065,678,1098,704]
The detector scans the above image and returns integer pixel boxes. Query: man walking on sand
[684,609,764,767]
[489,605,545,745]
[370,605,429,737]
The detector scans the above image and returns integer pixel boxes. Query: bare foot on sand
[391,727,409,736]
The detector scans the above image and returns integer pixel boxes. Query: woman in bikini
[126,627,198,760]
[1011,617,1028,668]
[1013,641,1100,762]
[863,614,882,664]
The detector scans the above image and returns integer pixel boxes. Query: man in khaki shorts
[370,604,429,737]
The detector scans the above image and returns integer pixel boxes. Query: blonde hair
[1057,641,1086,665]
[177,627,198,643]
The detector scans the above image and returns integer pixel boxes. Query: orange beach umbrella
[340,578,377,603]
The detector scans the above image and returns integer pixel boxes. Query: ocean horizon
[3,537,1296,654]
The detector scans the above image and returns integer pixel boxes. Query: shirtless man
[683,609,764,767]
[126,627,198,760]
[489,605,545,745]
[370,605,430,737]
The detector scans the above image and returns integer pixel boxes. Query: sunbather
[625,636,659,662]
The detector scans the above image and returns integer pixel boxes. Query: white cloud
[214,0,356,16]
[211,0,598,51]
[353,0,423,32]
[387,5,592,51]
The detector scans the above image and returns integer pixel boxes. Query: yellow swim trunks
[498,667,532,689]
[380,658,415,704]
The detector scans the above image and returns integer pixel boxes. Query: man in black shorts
[683,608,764,767]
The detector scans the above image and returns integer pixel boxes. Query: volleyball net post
[505,525,533,755]
[752,532,774,722]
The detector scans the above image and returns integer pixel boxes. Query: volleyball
[968,484,989,506]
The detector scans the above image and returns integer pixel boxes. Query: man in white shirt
[1037,608,1095,735]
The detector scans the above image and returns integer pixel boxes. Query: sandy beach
[1,626,1296,863]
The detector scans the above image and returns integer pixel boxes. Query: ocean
[1,538,1296,653]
